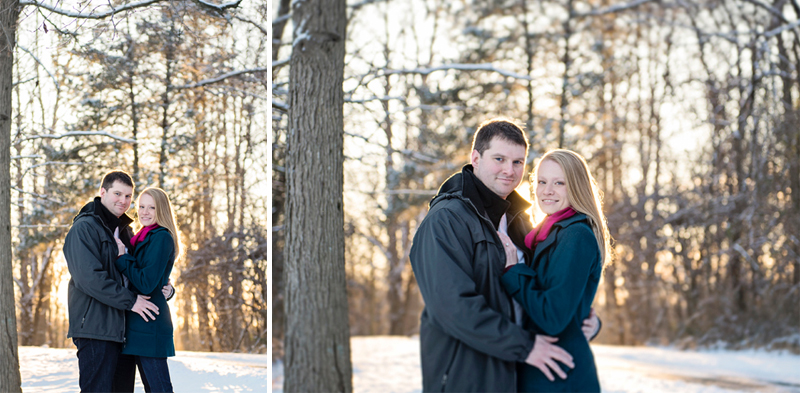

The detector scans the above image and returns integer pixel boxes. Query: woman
[112,187,181,393]
[498,149,612,392]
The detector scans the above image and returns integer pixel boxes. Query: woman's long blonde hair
[138,187,182,261]
[532,149,613,267]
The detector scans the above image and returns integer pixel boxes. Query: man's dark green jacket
[64,200,137,343]
[410,166,535,392]
[116,227,176,358]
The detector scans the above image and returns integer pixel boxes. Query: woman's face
[137,193,157,227]
[536,159,570,215]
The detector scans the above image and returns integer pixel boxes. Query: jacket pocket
[439,341,460,392]
[80,298,92,328]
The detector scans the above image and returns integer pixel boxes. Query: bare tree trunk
[271,0,291,62]
[284,0,351,390]
[33,250,54,345]
[520,0,535,131]
[0,0,23,390]
[126,36,141,184]
[557,0,573,148]
[158,19,178,188]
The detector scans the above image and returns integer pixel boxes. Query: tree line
[1,2,268,390]
[272,0,800,369]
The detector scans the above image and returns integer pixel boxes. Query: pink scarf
[130,224,159,248]
[524,207,577,249]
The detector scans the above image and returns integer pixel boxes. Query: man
[64,170,169,392]
[410,119,599,392]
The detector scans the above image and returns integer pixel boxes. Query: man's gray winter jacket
[410,166,536,392]
[64,199,137,343]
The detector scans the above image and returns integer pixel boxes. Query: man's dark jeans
[113,353,173,393]
[73,337,122,393]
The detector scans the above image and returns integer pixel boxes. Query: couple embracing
[411,119,612,392]
[63,170,182,392]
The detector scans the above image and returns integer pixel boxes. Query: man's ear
[470,149,481,167]
[99,187,107,197]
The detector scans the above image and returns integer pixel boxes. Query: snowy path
[273,336,800,393]
[19,346,269,393]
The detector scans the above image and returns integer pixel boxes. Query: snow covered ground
[273,336,800,393]
[19,346,269,392]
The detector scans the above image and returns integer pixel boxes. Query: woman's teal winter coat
[115,226,176,358]
[501,213,602,392]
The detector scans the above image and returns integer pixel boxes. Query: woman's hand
[115,238,126,256]
[497,231,518,268]
[114,227,125,256]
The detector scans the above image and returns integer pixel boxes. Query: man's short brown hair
[101,170,134,191]
[471,118,528,156]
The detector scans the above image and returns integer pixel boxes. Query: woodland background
[272,0,800,361]
[5,0,268,355]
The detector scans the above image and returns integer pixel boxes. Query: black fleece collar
[434,165,531,230]
[94,197,122,231]
[91,197,134,248]
[461,165,510,229]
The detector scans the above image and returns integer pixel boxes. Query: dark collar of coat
[75,198,134,249]
[435,165,531,230]
[532,212,590,264]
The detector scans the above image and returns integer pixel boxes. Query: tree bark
[284,0,351,390]
[0,0,23,390]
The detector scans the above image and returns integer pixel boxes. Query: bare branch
[17,45,60,90]
[173,67,267,89]
[273,99,289,112]
[17,161,87,181]
[235,14,268,36]
[11,187,66,205]
[19,0,241,19]
[364,189,438,195]
[273,58,289,70]
[272,13,290,25]
[764,19,800,38]
[740,0,789,23]
[384,63,532,80]
[345,96,405,104]
[191,0,243,14]
[575,0,660,17]
[19,131,137,143]
[20,0,163,19]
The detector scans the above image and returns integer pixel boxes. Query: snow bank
[273,336,800,393]
[19,346,269,393]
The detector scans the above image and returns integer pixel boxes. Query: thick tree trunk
[283,0,351,391]
[0,0,23,390]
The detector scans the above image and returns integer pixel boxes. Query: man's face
[99,181,133,218]
[470,137,527,199]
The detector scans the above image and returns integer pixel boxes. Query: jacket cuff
[590,317,603,341]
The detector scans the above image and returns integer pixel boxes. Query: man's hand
[582,308,600,341]
[525,335,574,381]
[131,295,159,322]
[162,279,174,299]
